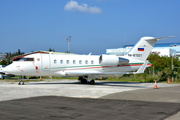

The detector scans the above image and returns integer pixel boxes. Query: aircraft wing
[64,71,126,79]
[64,60,149,76]
[65,71,133,75]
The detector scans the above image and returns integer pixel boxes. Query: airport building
[0,54,6,61]
[106,43,180,57]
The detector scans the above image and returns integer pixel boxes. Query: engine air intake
[99,55,129,67]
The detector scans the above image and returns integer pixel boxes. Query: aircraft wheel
[81,79,87,84]
[89,80,95,85]
[18,81,24,85]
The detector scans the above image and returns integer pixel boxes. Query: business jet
[2,36,173,85]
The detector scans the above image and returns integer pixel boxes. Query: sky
[0,0,180,55]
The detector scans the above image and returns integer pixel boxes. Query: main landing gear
[78,77,95,85]
[78,77,87,84]
[18,76,24,85]
[89,80,95,84]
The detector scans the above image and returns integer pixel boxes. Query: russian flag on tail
[138,48,144,51]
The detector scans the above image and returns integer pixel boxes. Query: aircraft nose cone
[1,68,5,72]
[0,68,5,74]
[2,65,14,74]
[2,67,9,73]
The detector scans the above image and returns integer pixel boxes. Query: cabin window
[25,58,34,61]
[54,60,57,64]
[14,58,22,61]
[91,60,94,64]
[67,60,70,64]
[73,60,76,64]
[18,58,26,61]
[18,58,34,61]
[85,60,88,64]
[79,60,82,64]
[60,60,63,64]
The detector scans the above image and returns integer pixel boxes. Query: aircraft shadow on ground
[25,81,146,88]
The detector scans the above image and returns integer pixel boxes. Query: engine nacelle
[99,55,129,67]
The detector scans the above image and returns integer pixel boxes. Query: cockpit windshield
[17,58,34,62]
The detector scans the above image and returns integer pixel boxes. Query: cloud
[64,0,102,14]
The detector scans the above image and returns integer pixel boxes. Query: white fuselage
[3,53,149,77]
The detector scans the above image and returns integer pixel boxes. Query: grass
[0,79,43,83]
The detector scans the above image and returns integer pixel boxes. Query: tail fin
[126,36,174,61]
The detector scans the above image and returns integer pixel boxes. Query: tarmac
[0,79,180,120]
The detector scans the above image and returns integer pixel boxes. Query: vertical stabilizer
[126,36,174,61]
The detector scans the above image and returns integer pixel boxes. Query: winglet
[134,60,149,74]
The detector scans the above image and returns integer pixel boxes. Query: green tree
[0,60,7,65]
[49,47,55,52]
[0,49,25,65]
[147,52,180,81]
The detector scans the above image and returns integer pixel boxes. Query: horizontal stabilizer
[145,36,175,41]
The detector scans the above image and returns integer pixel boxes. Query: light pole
[153,65,155,80]
[65,36,71,53]
[171,54,174,82]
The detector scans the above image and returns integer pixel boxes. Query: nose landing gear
[18,76,24,85]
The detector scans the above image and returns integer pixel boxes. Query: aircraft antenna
[65,36,71,53]
[125,33,127,47]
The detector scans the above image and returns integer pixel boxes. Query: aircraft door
[41,54,50,70]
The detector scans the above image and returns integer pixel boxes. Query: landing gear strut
[87,77,95,85]
[78,77,95,85]
[88,80,95,85]
[18,76,24,85]
[78,77,87,84]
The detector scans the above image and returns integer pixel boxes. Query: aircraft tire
[81,79,87,84]
[89,80,95,85]
[18,81,24,85]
